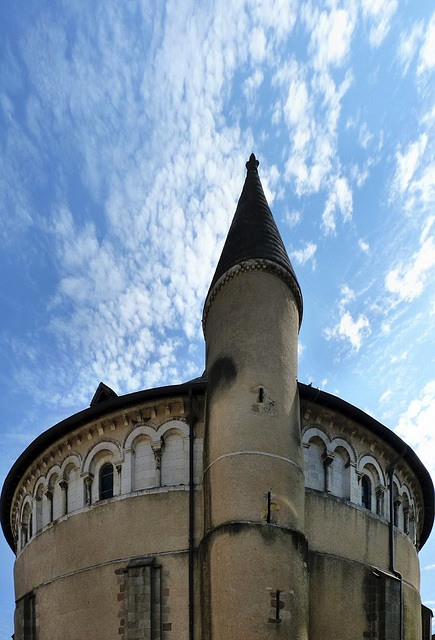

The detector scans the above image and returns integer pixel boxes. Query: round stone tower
[201,154,308,639]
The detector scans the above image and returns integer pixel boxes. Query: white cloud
[410,163,435,209]
[308,7,356,70]
[325,311,371,351]
[249,27,267,63]
[379,389,392,404]
[385,235,435,303]
[285,210,301,228]
[243,69,264,104]
[418,13,435,74]
[392,134,428,195]
[339,285,355,310]
[291,242,317,267]
[275,55,352,196]
[359,239,370,253]
[381,321,391,336]
[395,380,435,477]
[359,122,373,149]
[251,0,297,42]
[322,176,353,234]
[397,21,424,74]
[361,0,398,48]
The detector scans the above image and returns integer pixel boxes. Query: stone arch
[160,423,189,486]
[358,455,386,487]
[303,433,327,492]
[302,426,331,448]
[82,440,123,474]
[45,467,64,522]
[46,465,62,488]
[330,445,351,500]
[131,433,156,491]
[83,440,123,503]
[359,456,386,515]
[61,454,82,514]
[60,453,81,476]
[33,476,47,499]
[34,481,45,534]
[157,418,189,440]
[124,424,158,450]
[330,437,357,464]
[20,497,32,550]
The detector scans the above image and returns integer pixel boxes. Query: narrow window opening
[47,491,54,523]
[258,387,264,403]
[361,475,371,510]
[100,463,114,500]
[266,491,272,523]
[275,590,281,621]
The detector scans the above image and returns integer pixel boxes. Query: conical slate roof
[204,154,303,323]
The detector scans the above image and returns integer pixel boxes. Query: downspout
[188,385,195,640]
[389,454,406,640]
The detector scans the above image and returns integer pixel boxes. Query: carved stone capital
[322,452,335,467]
[375,485,386,498]
[83,473,94,489]
[151,440,164,469]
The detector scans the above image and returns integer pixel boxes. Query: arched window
[100,464,114,500]
[361,475,371,510]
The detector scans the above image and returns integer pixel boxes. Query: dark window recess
[48,491,54,523]
[361,475,371,510]
[266,491,272,523]
[21,592,36,640]
[258,387,264,403]
[269,589,283,624]
[275,590,281,621]
[100,464,114,500]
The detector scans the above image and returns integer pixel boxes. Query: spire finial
[246,153,259,172]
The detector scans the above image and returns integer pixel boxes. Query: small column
[322,452,334,493]
[151,440,164,487]
[44,488,54,524]
[122,449,133,494]
[394,495,402,528]
[30,497,38,536]
[409,511,416,544]
[83,473,94,506]
[375,485,386,517]
[59,480,68,516]
[116,464,122,496]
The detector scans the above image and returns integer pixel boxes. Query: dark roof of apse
[206,154,303,321]
[1,379,433,552]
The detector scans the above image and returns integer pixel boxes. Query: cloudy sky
[0,0,434,635]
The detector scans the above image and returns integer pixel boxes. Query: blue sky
[0,0,434,636]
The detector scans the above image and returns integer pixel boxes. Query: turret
[201,155,308,639]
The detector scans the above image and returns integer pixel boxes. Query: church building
[1,154,434,640]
